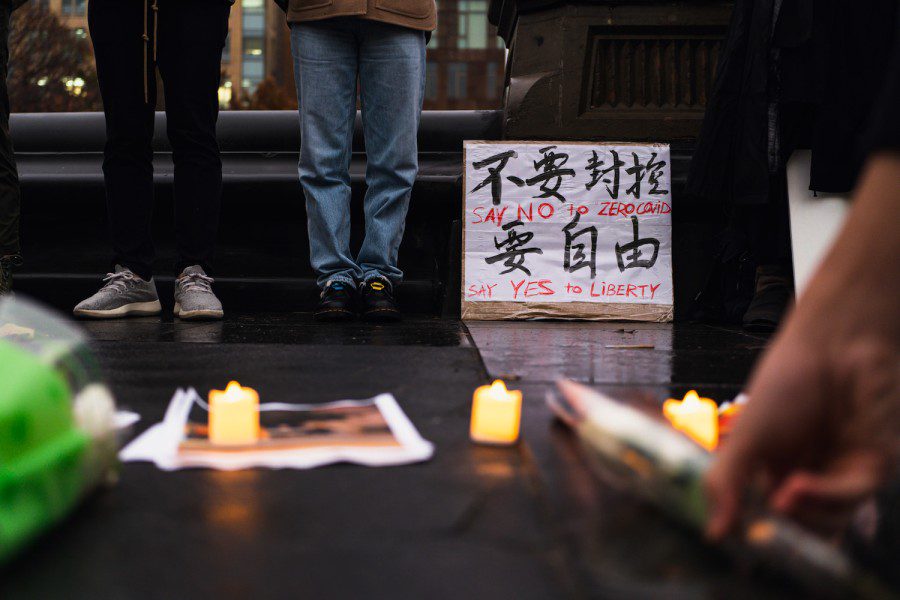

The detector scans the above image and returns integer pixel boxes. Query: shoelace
[321,281,351,298]
[177,272,215,293]
[101,271,137,294]
[365,279,391,296]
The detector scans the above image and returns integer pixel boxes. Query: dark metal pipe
[10,110,503,154]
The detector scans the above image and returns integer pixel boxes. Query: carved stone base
[495,2,732,141]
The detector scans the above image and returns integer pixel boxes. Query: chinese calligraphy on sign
[486,220,543,276]
[463,142,673,321]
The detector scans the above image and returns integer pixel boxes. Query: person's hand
[704,155,900,541]
[705,321,898,539]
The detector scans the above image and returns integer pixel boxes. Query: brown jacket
[286,0,435,32]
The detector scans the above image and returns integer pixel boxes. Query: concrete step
[13,273,442,315]
[10,110,715,320]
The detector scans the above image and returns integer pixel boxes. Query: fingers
[770,451,886,517]
[704,470,738,540]
[707,450,884,541]
[766,451,885,537]
[704,334,831,541]
[704,452,751,541]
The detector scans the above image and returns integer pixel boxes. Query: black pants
[88,0,230,280]
[0,1,20,258]
[731,172,793,268]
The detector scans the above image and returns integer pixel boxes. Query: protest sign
[462,141,674,321]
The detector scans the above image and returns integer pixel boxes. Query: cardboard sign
[462,141,673,321]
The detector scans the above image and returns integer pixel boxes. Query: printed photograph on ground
[180,401,402,453]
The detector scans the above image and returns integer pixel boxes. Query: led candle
[662,390,718,451]
[208,381,260,446]
[470,380,522,445]
[717,396,746,438]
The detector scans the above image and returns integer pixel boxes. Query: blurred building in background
[426,0,505,110]
[220,0,295,108]
[219,0,506,110]
[33,0,87,36]
[27,0,504,110]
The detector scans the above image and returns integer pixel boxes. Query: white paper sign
[462,141,673,320]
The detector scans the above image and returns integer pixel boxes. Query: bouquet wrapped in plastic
[0,297,119,563]
[550,380,894,600]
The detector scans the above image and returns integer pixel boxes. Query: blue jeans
[290,18,426,289]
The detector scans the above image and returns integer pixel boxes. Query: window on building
[425,63,439,101]
[457,0,488,49]
[222,32,231,64]
[485,61,499,99]
[242,0,266,34]
[241,0,267,94]
[447,62,468,99]
[242,36,265,82]
[61,0,86,16]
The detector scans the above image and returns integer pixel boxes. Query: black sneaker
[315,280,358,321]
[0,255,23,296]
[360,276,401,322]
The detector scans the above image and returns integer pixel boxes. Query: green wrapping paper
[0,298,119,564]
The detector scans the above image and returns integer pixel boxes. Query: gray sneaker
[174,265,223,321]
[73,265,162,319]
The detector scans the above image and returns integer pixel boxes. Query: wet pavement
[466,321,791,598]
[1,313,887,598]
[76,312,471,346]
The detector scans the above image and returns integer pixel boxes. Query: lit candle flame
[208,381,260,446]
[470,379,522,445]
[486,380,511,401]
[217,381,249,402]
[663,389,718,451]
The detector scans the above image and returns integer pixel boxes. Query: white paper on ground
[114,410,141,430]
[119,388,435,471]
